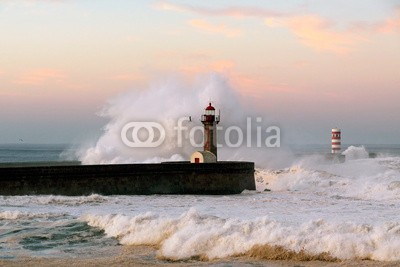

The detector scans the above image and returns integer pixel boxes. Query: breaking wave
[255,147,400,200]
[76,75,245,164]
[71,74,291,168]
[342,146,369,160]
[82,208,400,261]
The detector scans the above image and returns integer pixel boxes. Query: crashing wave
[81,209,400,261]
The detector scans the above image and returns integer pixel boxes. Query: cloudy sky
[0,0,399,144]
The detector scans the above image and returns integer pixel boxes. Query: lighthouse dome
[205,103,215,110]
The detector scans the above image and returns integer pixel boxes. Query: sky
[0,0,399,145]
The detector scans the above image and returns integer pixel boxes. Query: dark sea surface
[0,144,72,163]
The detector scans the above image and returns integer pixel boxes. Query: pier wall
[0,162,255,195]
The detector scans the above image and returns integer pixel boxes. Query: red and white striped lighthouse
[331,128,341,154]
[201,103,220,158]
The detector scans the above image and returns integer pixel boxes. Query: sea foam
[81,208,400,261]
[255,147,400,200]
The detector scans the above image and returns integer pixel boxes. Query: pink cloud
[154,1,186,13]
[154,1,284,18]
[15,68,66,85]
[189,19,242,38]
[349,7,400,34]
[266,16,364,54]
[210,60,235,72]
[265,9,400,54]
[157,1,399,54]
[378,8,400,33]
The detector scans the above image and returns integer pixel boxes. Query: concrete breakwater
[0,162,255,195]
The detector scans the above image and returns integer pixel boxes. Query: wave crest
[81,209,400,261]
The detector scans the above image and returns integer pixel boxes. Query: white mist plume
[342,145,369,160]
[76,74,292,167]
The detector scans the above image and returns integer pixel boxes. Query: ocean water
[0,144,70,163]
[1,144,400,264]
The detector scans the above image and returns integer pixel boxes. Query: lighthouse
[190,102,220,163]
[201,102,220,157]
[331,128,341,154]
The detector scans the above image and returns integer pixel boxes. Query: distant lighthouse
[201,102,220,157]
[331,128,341,154]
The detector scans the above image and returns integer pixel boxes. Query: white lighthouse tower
[331,128,341,154]
[190,102,220,164]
